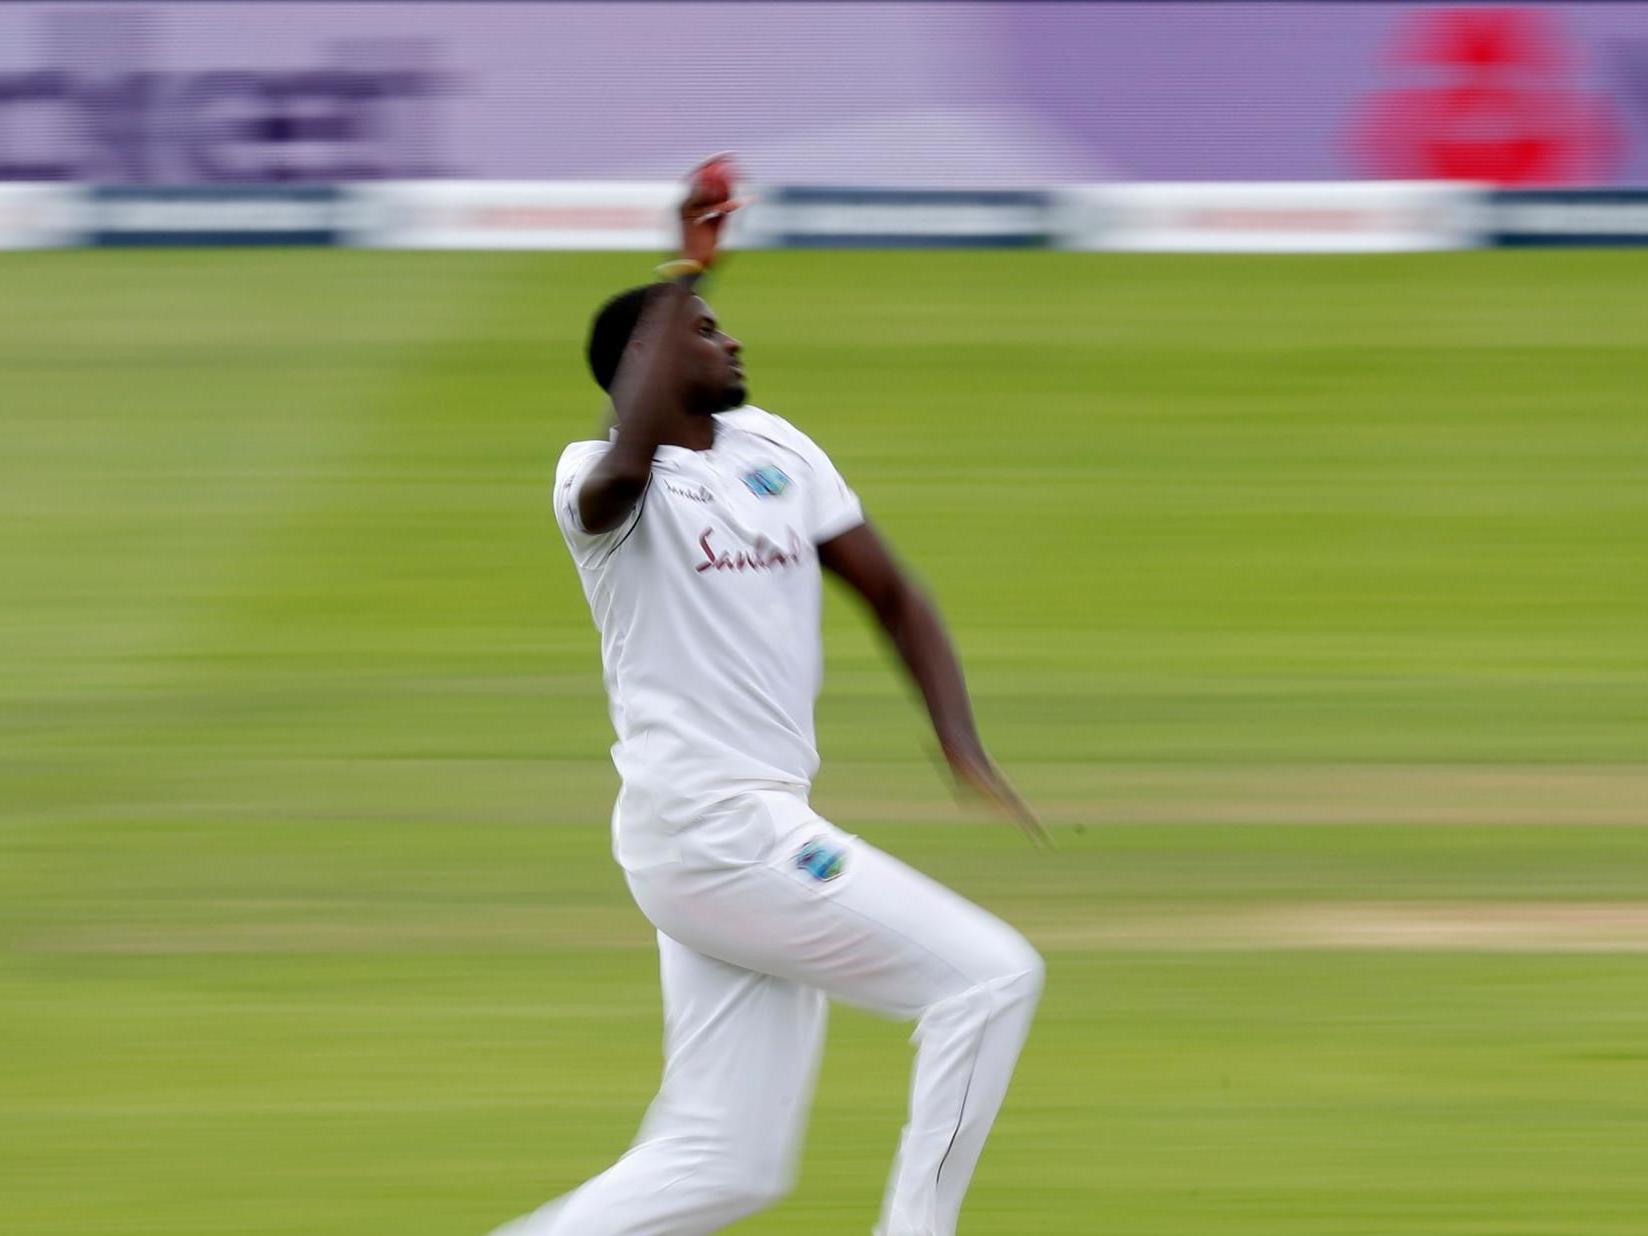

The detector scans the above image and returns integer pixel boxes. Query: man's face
[682,297,745,414]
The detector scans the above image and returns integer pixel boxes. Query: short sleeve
[806,445,865,544]
[553,440,641,568]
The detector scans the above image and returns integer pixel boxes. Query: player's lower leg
[876,956,1044,1236]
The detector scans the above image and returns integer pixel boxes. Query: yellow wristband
[655,258,706,281]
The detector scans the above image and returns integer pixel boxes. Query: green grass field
[3,249,1647,1235]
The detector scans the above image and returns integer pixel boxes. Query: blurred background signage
[3,3,1647,186]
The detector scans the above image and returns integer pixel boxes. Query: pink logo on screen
[1352,7,1620,185]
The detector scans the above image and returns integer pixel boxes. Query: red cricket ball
[693,157,734,205]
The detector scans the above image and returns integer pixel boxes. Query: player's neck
[657,413,717,453]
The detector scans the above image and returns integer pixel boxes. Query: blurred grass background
[3,250,1647,1234]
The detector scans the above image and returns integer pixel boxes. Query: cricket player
[492,156,1047,1236]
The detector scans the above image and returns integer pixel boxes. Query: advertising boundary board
[351,181,679,251]
[38,181,1648,251]
[754,187,1054,249]
[1490,189,1648,247]
[1057,182,1485,253]
[87,185,349,246]
[0,183,80,247]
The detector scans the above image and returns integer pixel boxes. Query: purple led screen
[3,3,1648,185]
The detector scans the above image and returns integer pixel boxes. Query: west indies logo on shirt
[742,465,791,498]
[1351,7,1620,185]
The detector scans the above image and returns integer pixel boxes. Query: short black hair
[586,283,669,392]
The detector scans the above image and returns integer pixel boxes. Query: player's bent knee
[1021,941,1046,994]
[982,934,1044,1024]
[914,923,1045,1026]
[984,925,1045,996]
[1002,948,1044,1014]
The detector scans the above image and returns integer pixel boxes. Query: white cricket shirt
[553,406,864,869]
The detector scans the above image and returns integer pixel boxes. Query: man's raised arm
[577,281,700,533]
[578,155,741,534]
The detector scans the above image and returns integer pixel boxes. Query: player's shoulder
[555,437,611,481]
[719,405,827,459]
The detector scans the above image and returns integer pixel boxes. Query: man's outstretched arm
[819,521,1051,847]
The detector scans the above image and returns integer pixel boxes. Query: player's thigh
[647,931,828,1164]
[631,816,1039,1020]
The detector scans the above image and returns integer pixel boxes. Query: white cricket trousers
[490,789,1044,1236]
